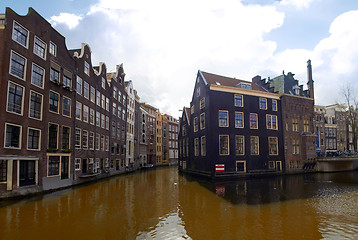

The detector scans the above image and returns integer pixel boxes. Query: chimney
[307,59,314,99]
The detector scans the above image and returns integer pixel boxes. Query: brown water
[1,167,358,240]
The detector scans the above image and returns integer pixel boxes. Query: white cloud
[279,0,316,9]
[49,13,83,30]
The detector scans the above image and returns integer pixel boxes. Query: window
[118,92,122,102]
[48,123,58,149]
[268,137,278,155]
[62,126,70,149]
[63,97,71,117]
[49,42,56,56]
[259,98,267,110]
[266,115,278,130]
[293,139,300,154]
[33,36,46,59]
[234,94,243,107]
[0,161,7,182]
[5,123,21,149]
[75,158,81,171]
[304,119,310,132]
[272,99,277,111]
[250,113,258,129]
[50,68,60,83]
[105,136,109,151]
[194,138,199,156]
[101,77,106,89]
[219,135,229,155]
[193,117,198,132]
[29,91,43,120]
[101,135,105,151]
[82,130,88,149]
[101,94,105,109]
[75,128,81,149]
[219,110,228,127]
[105,97,109,112]
[96,90,101,106]
[250,136,259,155]
[201,136,206,156]
[106,116,109,130]
[292,117,299,132]
[89,108,95,125]
[63,75,71,88]
[237,82,251,89]
[113,87,118,100]
[76,101,82,120]
[196,87,200,97]
[83,81,89,99]
[235,112,244,128]
[89,132,94,150]
[90,86,95,103]
[113,103,117,116]
[191,105,195,114]
[83,105,89,123]
[101,114,105,129]
[49,91,59,113]
[12,21,28,47]
[112,120,116,138]
[31,63,45,88]
[10,51,26,80]
[200,113,205,130]
[84,61,90,76]
[7,81,24,115]
[236,161,246,172]
[48,156,60,176]
[200,98,205,109]
[76,76,83,95]
[96,133,100,150]
[235,135,244,155]
[96,112,100,127]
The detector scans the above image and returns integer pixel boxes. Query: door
[276,161,282,171]
[61,156,69,179]
[82,159,87,174]
[19,160,36,186]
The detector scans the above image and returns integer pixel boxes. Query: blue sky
[2,0,358,116]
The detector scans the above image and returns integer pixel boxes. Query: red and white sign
[215,164,225,172]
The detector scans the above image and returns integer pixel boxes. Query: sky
[2,0,358,118]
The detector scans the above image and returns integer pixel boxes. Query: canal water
[1,167,358,240]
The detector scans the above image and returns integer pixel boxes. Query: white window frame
[9,50,27,80]
[33,36,47,60]
[6,81,24,116]
[29,90,43,121]
[4,122,22,149]
[12,20,29,48]
[27,127,41,151]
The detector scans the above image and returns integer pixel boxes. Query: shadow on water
[184,171,358,205]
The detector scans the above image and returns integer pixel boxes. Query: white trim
[6,81,25,116]
[9,50,27,81]
[31,62,45,89]
[28,90,43,121]
[12,20,29,49]
[33,35,47,60]
[27,127,42,151]
[4,122,23,149]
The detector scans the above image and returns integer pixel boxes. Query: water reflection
[1,168,358,239]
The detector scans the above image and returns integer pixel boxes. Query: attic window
[237,83,251,89]
[295,88,300,95]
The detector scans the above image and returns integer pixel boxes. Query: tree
[342,85,358,152]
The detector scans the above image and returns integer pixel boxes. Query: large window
[219,135,229,155]
[96,90,101,106]
[62,126,70,150]
[250,113,258,129]
[82,130,88,149]
[33,36,46,59]
[96,133,100,150]
[194,138,199,156]
[266,115,278,130]
[7,81,24,115]
[5,123,21,149]
[12,21,29,47]
[27,128,41,150]
[89,108,95,125]
[48,123,58,149]
[84,61,90,76]
[49,91,59,113]
[63,75,71,88]
[83,81,89,99]
[31,63,45,88]
[219,110,228,127]
[76,76,83,95]
[259,98,267,110]
[63,97,71,117]
[89,132,94,150]
[76,101,82,120]
[48,156,60,176]
[201,136,206,156]
[83,105,89,123]
[234,94,243,107]
[193,117,198,132]
[10,51,26,80]
[272,99,277,111]
[50,68,60,83]
[235,112,244,128]
[49,42,56,56]
[75,128,81,149]
[268,137,278,155]
[292,117,299,132]
[235,135,244,155]
[304,119,310,132]
[0,161,7,182]
[293,139,300,154]
[250,136,259,155]
[96,111,100,127]
[113,86,118,100]
[90,86,95,103]
[29,91,43,120]
[200,113,205,130]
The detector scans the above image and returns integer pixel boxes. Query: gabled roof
[200,71,267,92]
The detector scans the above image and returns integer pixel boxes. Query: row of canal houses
[0,8,178,196]
[178,62,317,178]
